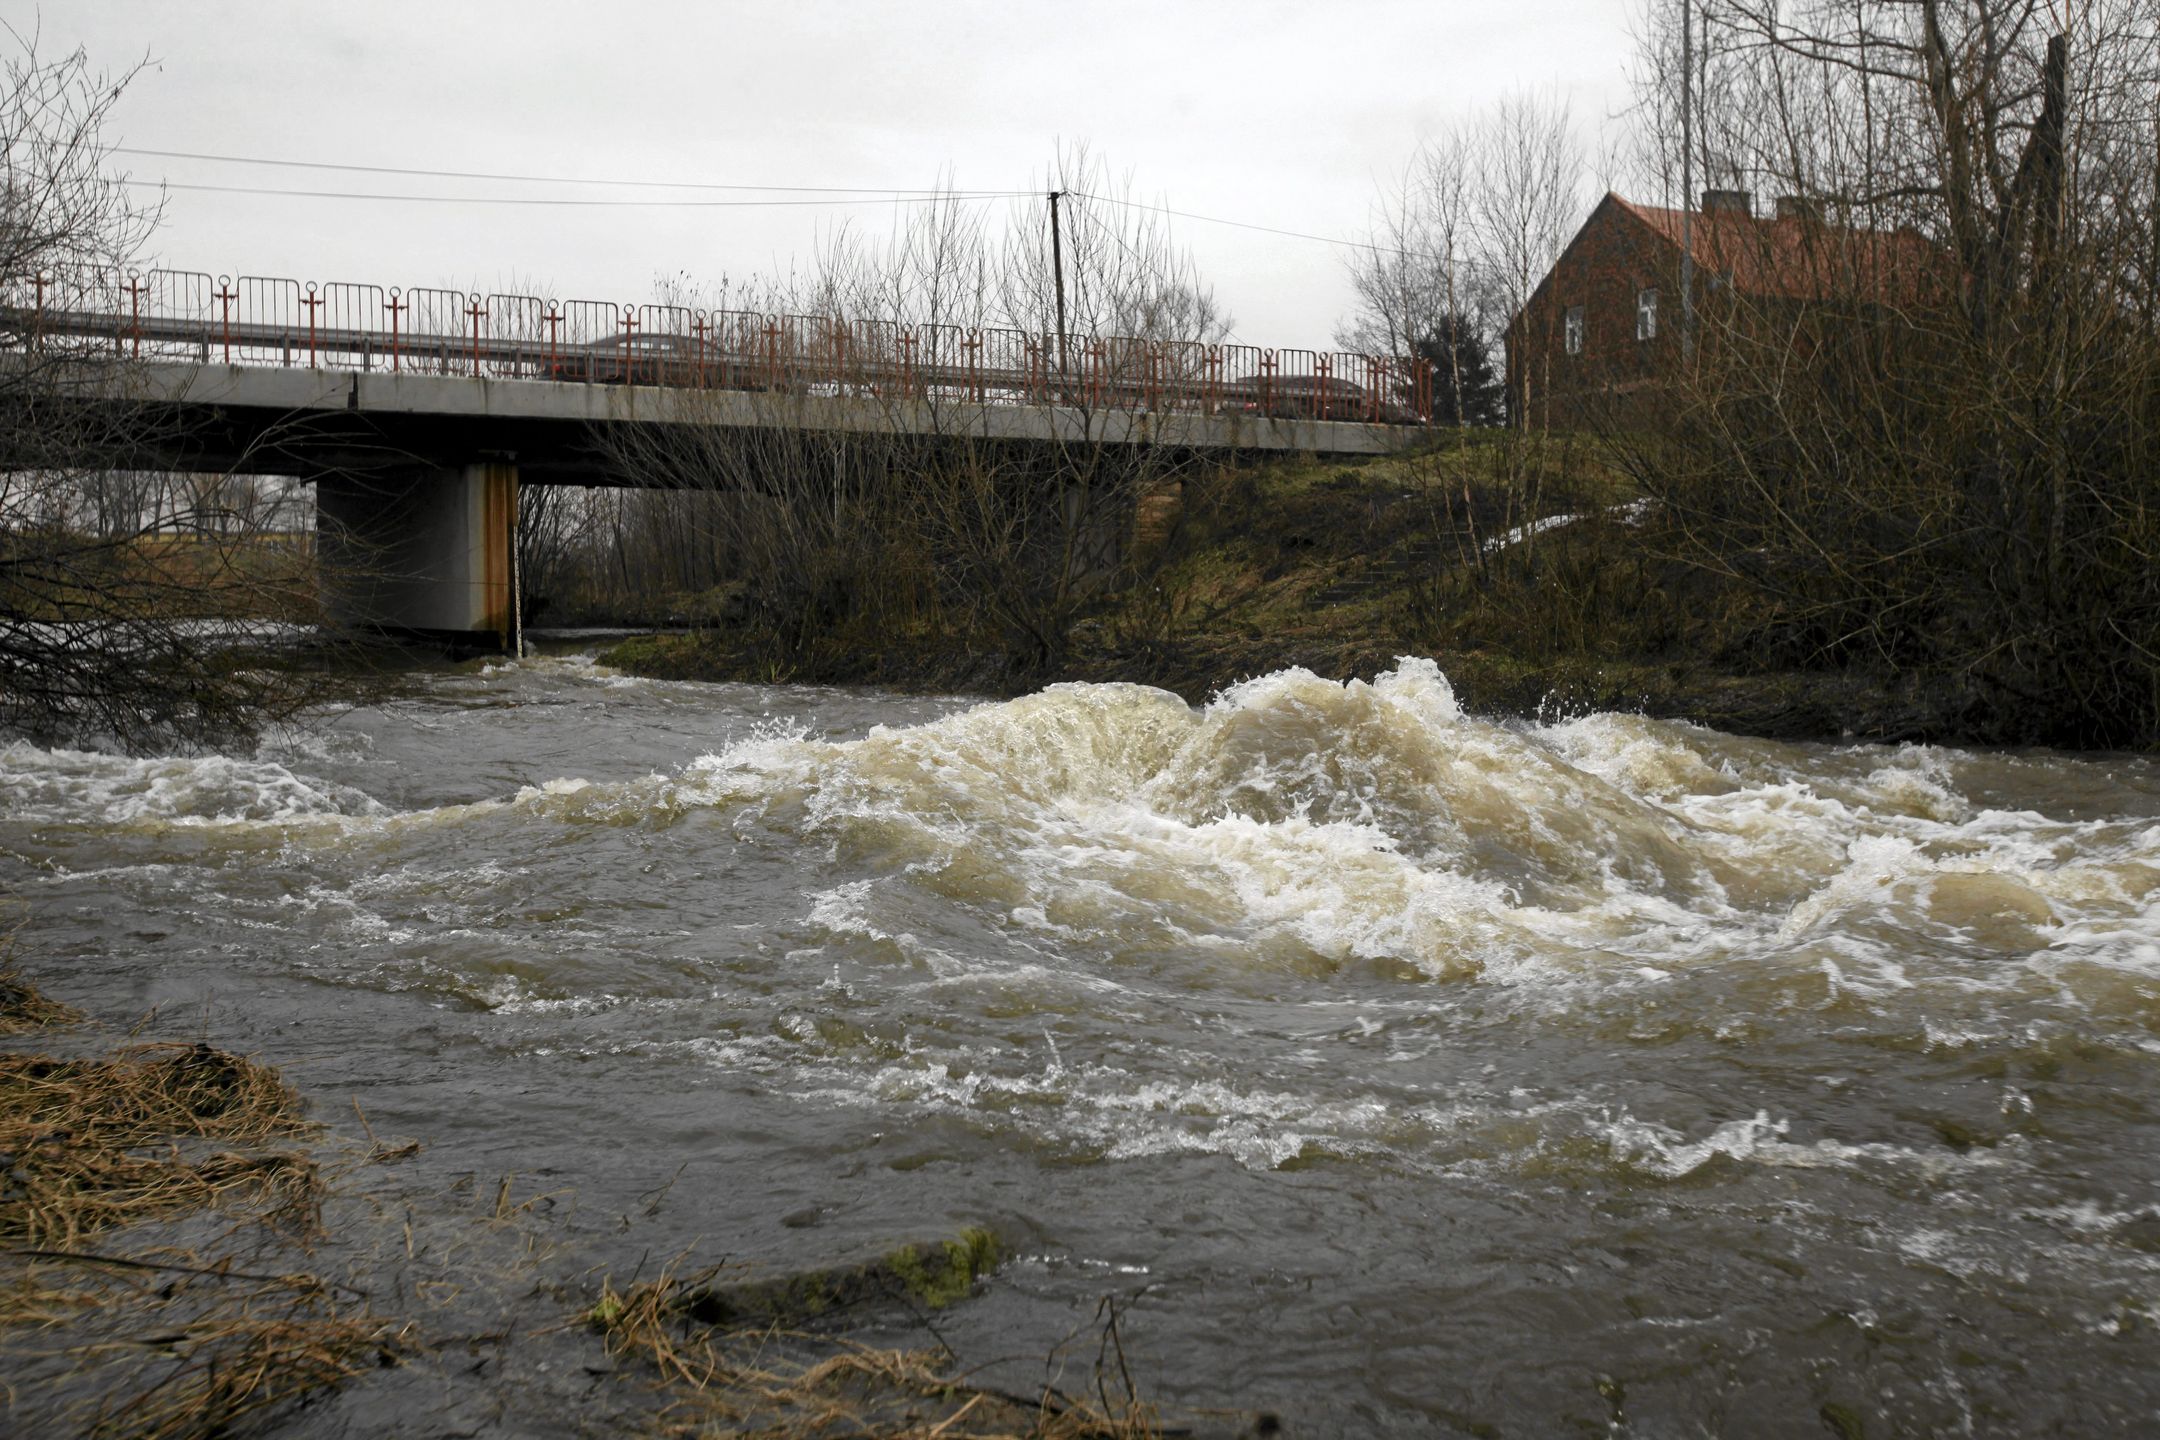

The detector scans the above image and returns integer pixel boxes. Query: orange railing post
[215,275,235,364]
[301,282,322,368]
[386,289,405,373]
[125,271,143,359]
[467,294,488,377]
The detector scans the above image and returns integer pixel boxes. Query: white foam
[0,741,386,825]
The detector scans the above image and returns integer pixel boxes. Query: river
[5,653,2158,1435]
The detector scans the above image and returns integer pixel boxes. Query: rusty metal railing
[1,266,1436,425]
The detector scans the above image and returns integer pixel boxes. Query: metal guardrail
[3,267,1437,425]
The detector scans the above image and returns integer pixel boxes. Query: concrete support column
[317,461,518,649]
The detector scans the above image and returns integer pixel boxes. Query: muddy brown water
[4,654,2159,1435]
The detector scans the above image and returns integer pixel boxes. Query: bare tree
[1477,89,1592,428]
[1605,0,2160,744]
[1336,126,1493,399]
[1340,92,1590,430]
[0,33,331,748]
[568,148,1228,672]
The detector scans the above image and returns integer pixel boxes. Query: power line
[109,143,1479,274]
[120,179,1034,209]
[1060,191,1247,344]
[113,146,1496,306]
[1071,188,1512,281]
[111,143,1444,264]
[1068,191,1390,256]
[112,145,1014,196]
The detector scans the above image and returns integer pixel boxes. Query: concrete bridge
[13,268,1434,649]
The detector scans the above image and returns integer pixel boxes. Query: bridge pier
[317,461,519,651]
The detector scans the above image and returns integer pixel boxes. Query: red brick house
[1507,189,1943,427]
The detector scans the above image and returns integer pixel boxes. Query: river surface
[5,654,2160,1435]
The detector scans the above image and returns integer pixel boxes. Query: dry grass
[0,961,80,1035]
[587,1265,1166,1439]
[1,1143,323,1249]
[0,1030,386,1439]
[1,1256,406,1440]
[0,975,1181,1438]
[80,1298,405,1440]
[0,1042,313,1146]
[0,1043,323,1248]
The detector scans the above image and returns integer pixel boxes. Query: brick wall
[1506,195,1683,429]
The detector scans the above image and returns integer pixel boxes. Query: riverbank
[0,957,1208,1438]
[593,441,1991,747]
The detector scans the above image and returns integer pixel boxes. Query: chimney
[1701,189,1753,217]
[1775,194,1823,224]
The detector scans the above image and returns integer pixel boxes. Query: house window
[1564,306,1584,355]
[1637,287,1659,341]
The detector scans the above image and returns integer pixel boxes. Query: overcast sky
[10,1,1642,349]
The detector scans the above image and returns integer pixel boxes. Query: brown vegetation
[0,953,80,1035]
[0,1043,322,1248]
[63,1270,404,1440]
[586,1258,1168,1439]
[0,958,394,1437]
[0,957,1185,1438]
[597,436,1973,744]
[1600,0,2160,747]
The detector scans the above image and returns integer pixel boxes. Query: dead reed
[0,960,80,1035]
[0,1042,313,1146]
[1,1142,323,1249]
[79,1297,405,1440]
[587,1264,1166,1439]
[0,1043,323,1248]
[0,1256,407,1440]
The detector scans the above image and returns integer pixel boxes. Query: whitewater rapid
[5,655,2158,1433]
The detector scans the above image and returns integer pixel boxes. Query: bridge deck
[123,362,1409,475]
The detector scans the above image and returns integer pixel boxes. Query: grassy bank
[598,435,1993,746]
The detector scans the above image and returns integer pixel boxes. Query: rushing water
[6,654,2160,1435]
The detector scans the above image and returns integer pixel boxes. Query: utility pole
[1048,190,1071,389]
[1680,0,1695,362]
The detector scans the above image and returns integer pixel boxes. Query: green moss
[883,1227,1000,1310]
[678,1227,1002,1329]
[597,633,697,676]
[786,1269,834,1316]
[1819,1402,1868,1440]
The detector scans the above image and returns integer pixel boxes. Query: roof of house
[1609,194,1945,304]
